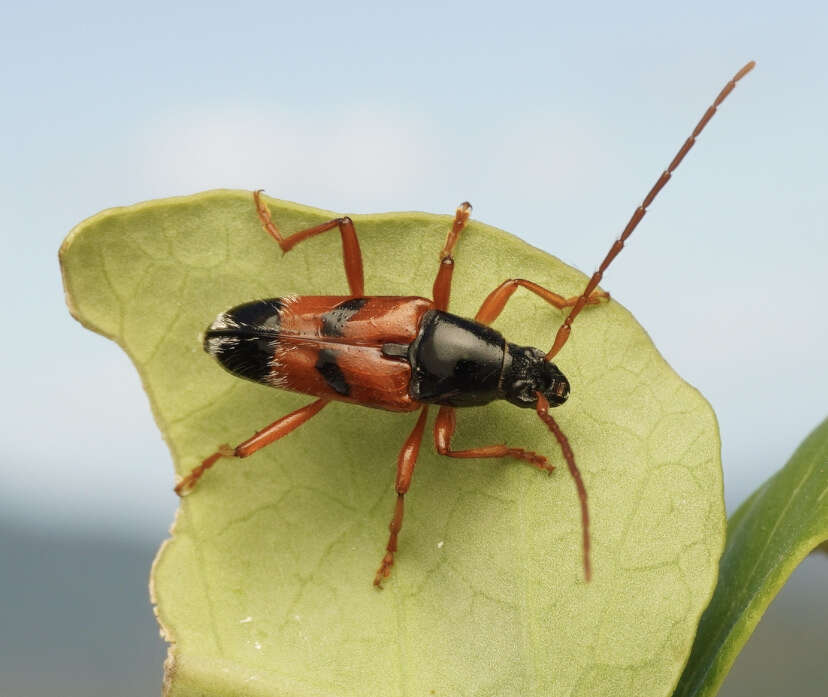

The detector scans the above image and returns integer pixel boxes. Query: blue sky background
[1,1,826,695]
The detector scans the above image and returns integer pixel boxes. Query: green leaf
[60,190,724,697]
[673,418,828,697]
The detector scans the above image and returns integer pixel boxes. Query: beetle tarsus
[374,492,408,587]
[583,290,610,306]
[174,444,234,496]
[511,447,554,473]
[373,552,395,588]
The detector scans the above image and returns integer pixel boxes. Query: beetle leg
[436,403,592,581]
[432,201,472,311]
[374,406,430,588]
[254,190,364,297]
[433,406,554,474]
[474,278,609,326]
[174,398,330,496]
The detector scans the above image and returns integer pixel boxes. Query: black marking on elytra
[315,349,350,396]
[321,297,368,337]
[204,298,284,384]
[228,298,284,332]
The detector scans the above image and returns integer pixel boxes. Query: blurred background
[1,1,825,695]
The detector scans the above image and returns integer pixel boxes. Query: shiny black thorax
[391,310,569,409]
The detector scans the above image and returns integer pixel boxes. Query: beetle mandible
[175,61,755,587]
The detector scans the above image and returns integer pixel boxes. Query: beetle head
[502,344,569,408]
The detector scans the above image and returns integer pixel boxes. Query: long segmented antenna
[546,60,755,360]
[536,393,591,581]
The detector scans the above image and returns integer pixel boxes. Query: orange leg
[433,406,554,474]
[432,202,472,311]
[435,402,592,581]
[175,398,330,496]
[254,190,364,297]
[374,406,430,587]
[475,278,609,326]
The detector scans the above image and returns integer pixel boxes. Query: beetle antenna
[536,392,591,581]
[546,60,755,360]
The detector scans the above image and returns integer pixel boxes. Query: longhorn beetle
[176,61,755,587]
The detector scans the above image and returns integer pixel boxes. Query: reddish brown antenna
[546,60,756,361]
[536,393,592,581]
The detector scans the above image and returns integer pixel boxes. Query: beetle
[175,61,754,587]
